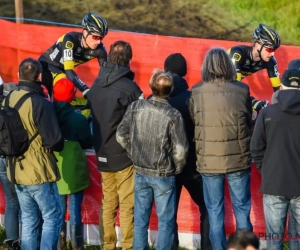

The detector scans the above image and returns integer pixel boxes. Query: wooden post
[15,0,24,24]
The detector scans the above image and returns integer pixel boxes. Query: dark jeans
[0,157,20,240]
[173,174,212,250]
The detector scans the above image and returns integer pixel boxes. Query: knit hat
[288,59,300,70]
[281,69,300,88]
[164,53,187,77]
[53,78,76,103]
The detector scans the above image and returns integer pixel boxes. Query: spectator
[5,58,64,250]
[287,59,300,71]
[271,59,300,250]
[53,79,93,250]
[251,68,300,250]
[86,41,143,249]
[0,77,21,250]
[189,47,253,250]
[163,53,212,250]
[227,229,259,250]
[272,58,300,104]
[116,69,188,250]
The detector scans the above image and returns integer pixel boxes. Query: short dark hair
[149,69,173,98]
[227,230,260,250]
[108,40,132,66]
[19,58,42,82]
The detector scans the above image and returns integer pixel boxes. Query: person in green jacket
[53,78,93,250]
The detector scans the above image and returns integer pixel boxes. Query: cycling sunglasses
[257,41,276,53]
[261,43,276,53]
[264,47,276,53]
[89,34,104,41]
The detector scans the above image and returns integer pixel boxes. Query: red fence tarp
[1,19,300,99]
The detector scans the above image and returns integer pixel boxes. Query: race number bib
[63,49,73,61]
[274,65,279,77]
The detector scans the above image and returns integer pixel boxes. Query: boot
[57,220,67,250]
[57,231,67,250]
[3,239,21,250]
[70,224,84,250]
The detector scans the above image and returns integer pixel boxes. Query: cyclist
[228,23,281,112]
[39,12,108,98]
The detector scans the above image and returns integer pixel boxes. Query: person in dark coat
[251,68,300,250]
[164,53,212,250]
[86,40,143,249]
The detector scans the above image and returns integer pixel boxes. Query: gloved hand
[252,99,269,112]
[82,86,90,99]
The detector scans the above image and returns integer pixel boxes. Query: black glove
[252,99,269,112]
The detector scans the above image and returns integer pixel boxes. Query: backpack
[0,91,37,157]
[0,82,17,105]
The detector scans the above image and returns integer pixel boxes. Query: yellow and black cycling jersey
[39,32,107,91]
[228,45,281,91]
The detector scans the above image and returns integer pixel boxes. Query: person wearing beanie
[251,68,300,250]
[270,67,300,250]
[272,60,300,104]
[288,59,300,71]
[53,79,93,250]
[164,53,187,77]
[164,53,212,250]
[53,78,77,103]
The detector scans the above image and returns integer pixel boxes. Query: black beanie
[288,59,300,71]
[164,53,187,77]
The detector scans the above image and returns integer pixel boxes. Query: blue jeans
[133,173,176,250]
[59,190,84,228]
[0,157,20,240]
[289,208,299,250]
[15,182,62,250]
[201,168,252,250]
[263,194,300,250]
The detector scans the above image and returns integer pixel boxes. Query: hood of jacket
[169,73,189,97]
[54,102,75,124]
[18,80,45,97]
[277,89,300,115]
[97,61,135,87]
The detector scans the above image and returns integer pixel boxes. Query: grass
[0,0,300,45]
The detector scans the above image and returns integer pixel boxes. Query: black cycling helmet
[82,12,108,37]
[252,23,280,49]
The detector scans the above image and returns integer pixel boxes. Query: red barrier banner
[1,19,300,100]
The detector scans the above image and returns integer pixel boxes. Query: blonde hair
[202,47,236,85]
[149,69,173,98]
